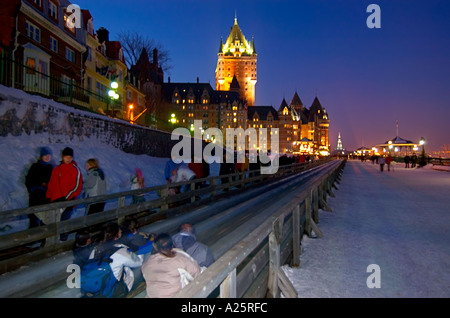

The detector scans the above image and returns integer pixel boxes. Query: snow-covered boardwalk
[283,160,450,298]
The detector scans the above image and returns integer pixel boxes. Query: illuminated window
[64,14,75,33]
[26,58,36,74]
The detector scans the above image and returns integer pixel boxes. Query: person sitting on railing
[172,223,215,268]
[141,233,201,298]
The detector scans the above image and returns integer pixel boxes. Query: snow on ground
[282,160,450,298]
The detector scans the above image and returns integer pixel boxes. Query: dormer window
[48,2,58,21]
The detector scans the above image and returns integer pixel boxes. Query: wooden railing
[0,158,330,274]
[174,159,346,298]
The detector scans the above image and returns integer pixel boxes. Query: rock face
[0,85,178,158]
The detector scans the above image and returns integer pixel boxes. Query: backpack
[80,250,127,298]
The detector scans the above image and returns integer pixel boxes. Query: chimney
[168,76,171,83]
[197,77,199,84]
[153,48,158,66]
[96,27,109,43]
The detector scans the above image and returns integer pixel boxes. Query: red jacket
[188,162,203,178]
[46,161,83,202]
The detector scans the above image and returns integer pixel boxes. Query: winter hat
[135,168,143,179]
[154,233,173,251]
[40,147,52,157]
[62,147,74,157]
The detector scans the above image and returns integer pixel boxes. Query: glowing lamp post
[169,113,177,124]
[419,137,427,167]
[128,104,134,123]
[107,81,119,116]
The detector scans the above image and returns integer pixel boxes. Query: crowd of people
[367,154,419,172]
[73,219,214,298]
[23,146,310,298]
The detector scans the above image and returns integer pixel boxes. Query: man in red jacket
[47,147,82,241]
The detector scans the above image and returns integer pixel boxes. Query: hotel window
[48,2,58,20]
[138,95,142,106]
[127,90,132,100]
[65,48,75,63]
[50,37,58,53]
[26,21,41,42]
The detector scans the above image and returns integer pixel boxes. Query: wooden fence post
[305,192,312,237]
[220,268,237,298]
[117,196,125,224]
[292,205,300,267]
[313,188,319,223]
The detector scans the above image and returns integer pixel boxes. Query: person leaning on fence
[46,147,83,241]
[174,165,196,193]
[131,168,145,204]
[93,222,144,296]
[25,146,54,243]
[141,233,201,298]
[172,223,215,268]
[164,158,180,184]
[83,158,107,215]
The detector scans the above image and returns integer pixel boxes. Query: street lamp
[107,81,119,116]
[169,113,177,124]
[128,104,134,123]
[419,137,426,167]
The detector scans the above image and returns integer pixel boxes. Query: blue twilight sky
[73,0,450,153]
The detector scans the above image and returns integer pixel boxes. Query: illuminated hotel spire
[215,15,257,105]
[336,132,343,150]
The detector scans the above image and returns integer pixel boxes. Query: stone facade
[0,85,177,158]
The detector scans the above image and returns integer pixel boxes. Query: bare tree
[118,30,172,72]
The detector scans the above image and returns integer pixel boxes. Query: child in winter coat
[83,158,107,215]
[131,168,145,204]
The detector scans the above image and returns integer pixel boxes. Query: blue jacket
[164,159,180,181]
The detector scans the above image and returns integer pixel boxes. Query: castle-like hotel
[162,17,330,155]
[0,1,329,155]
